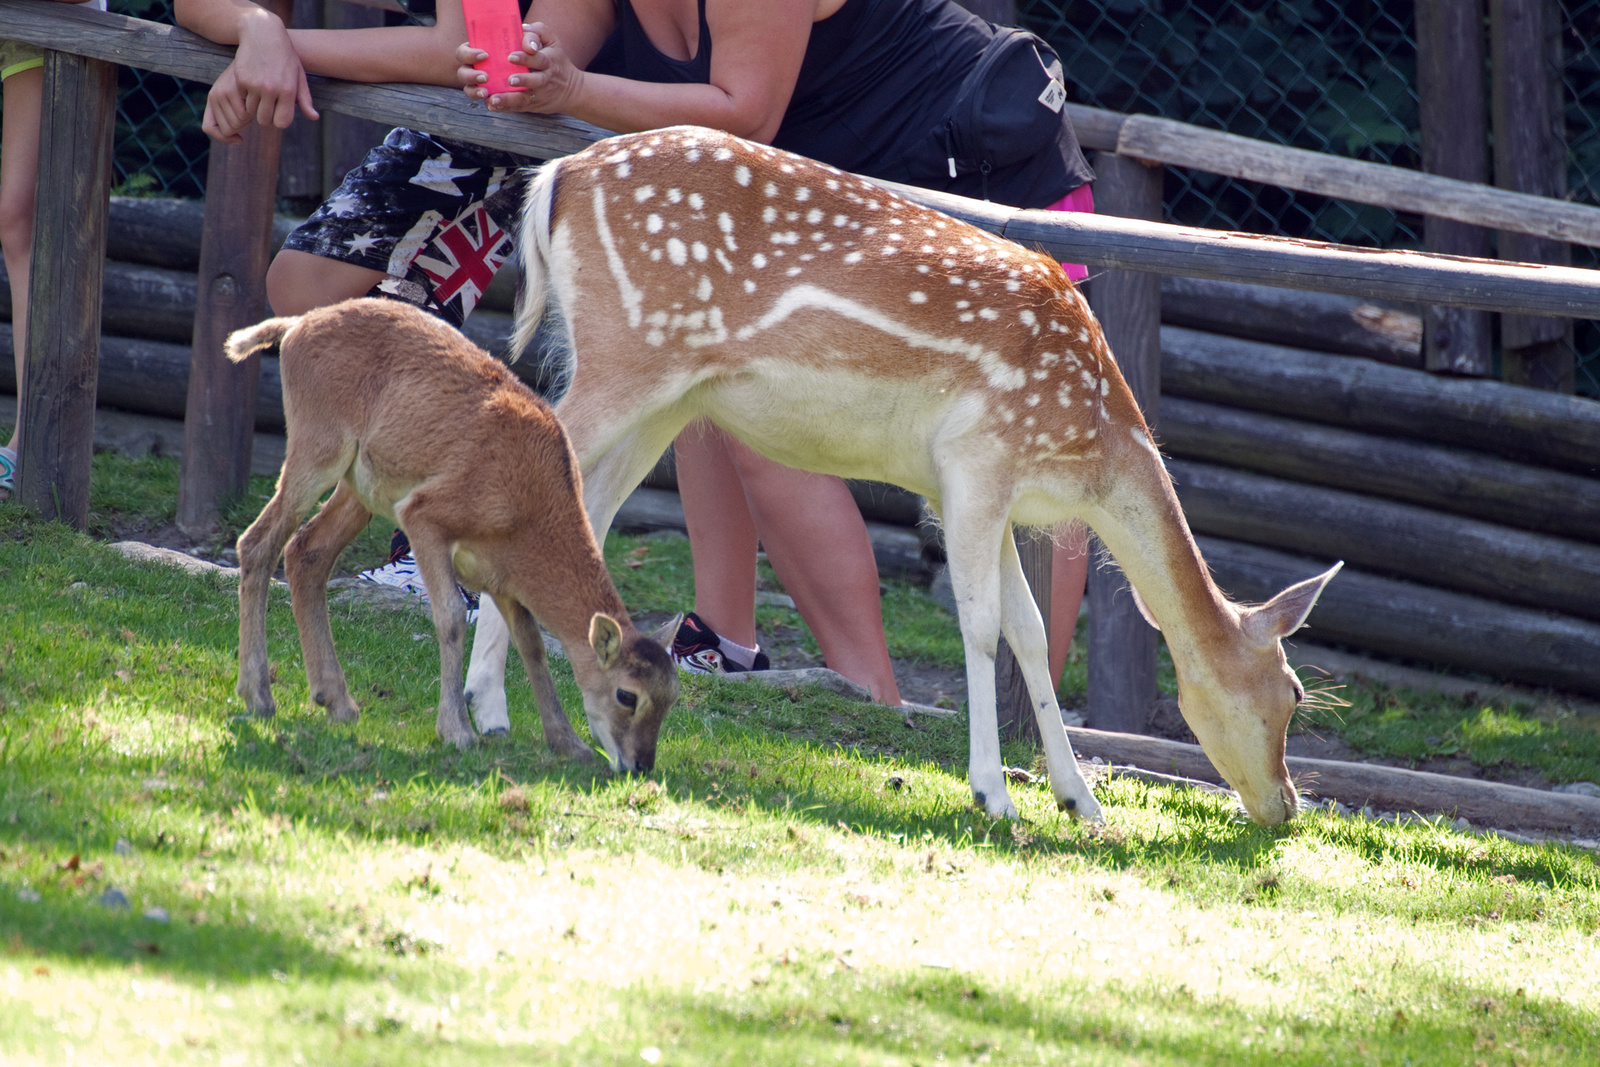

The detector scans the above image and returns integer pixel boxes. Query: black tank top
[603,0,1093,208]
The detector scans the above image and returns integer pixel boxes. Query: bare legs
[1049,525,1090,684]
[1,66,43,489]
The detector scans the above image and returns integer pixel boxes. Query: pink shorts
[1045,184,1095,282]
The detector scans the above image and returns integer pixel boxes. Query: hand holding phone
[462,0,531,96]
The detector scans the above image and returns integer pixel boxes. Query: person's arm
[175,0,316,141]
[460,0,816,143]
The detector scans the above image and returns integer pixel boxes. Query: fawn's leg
[496,596,594,761]
[997,530,1103,821]
[236,489,316,717]
[284,482,370,723]
[399,519,476,749]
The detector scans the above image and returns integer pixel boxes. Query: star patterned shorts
[282,127,534,328]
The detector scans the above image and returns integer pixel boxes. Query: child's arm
[175,1,469,143]
[174,0,317,142]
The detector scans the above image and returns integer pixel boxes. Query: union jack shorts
[281,127,533,328]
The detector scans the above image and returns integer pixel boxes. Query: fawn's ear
[589,613,624,670]
[1240,562,1343,645]
[649,613,684,653]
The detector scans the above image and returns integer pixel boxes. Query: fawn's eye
[1291,680,1305,705]
[616,689,638,710]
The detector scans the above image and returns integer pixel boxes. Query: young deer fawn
[464,127,1339,824]
[227,299,679,768]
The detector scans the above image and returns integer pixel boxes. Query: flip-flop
[0,446,15,499]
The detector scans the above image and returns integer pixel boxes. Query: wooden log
[1159,397,1600,545]
[1194,536,1600,698]
[1084,151,1162,735]
[103,197,299,273]
[1063,726,1600,834]
[0,257,195,345]
[1492,0,1576,391]
[1167,458,1600,623]
[1159,276,1422,368]
[177,75,285,535]
[17,51,116,529]
[1415,0,1494,376]
[1160,326,1600,478]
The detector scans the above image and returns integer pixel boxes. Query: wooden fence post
[1491,0,1574,392]
[1085,152,1163,734]
[176,2,291,535]
[16,50,116,528]
[1417,0,1492,377]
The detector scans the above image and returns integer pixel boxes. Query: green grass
[2,454,1598,1064]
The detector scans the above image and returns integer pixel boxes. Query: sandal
[0,446,15,500]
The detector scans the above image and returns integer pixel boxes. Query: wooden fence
[3,1,1600,727]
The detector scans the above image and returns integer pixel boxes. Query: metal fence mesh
[74,0,1600,395]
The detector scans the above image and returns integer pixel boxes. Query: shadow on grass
[626,963,1597,1067]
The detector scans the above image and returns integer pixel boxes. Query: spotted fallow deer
[463,126,1340,824]
[227,299,679,769]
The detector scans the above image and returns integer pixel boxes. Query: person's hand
[457,23,583,115]
[201,13,318,144]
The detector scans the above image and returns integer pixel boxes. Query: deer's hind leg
[284,481,372,723]
[997,530,1103,821]
[236,456,350,717]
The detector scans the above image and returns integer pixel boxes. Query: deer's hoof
[1058,793,1105,823]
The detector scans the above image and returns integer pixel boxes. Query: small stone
[142,906,170,924]
[17,887,41,903]
[98,887,131,911]
[1452,817,1472,831]
[114,838,133,855]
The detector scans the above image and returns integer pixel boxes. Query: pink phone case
[462,0,531,95]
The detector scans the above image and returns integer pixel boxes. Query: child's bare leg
[1,65,44,458]
[265,248,387,315]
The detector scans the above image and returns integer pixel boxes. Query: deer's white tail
[510,162,561,363]
[225,317,299,363]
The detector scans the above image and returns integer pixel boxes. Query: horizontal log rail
[6,2,1600,319]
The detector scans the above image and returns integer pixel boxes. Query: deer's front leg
[497,597,594,762]
[284,483,370,724]
[937,476,1016,820]
[402,523,476,750]
[465,599,513,734]
[997,531,1103,821]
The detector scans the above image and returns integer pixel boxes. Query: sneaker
[358,530,479,623]
[670,612,771,675]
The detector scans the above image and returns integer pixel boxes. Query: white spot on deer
[650,248,663,262]
[691,242,708,262]
[634,185,655,202]
[796,186,811,201]
[765,182,780,198]
[684,306,726,347]
[826,178,840,191]
[1032,369,1049,381]
[1026,394,1041,407]
[1019,309,1037,328]
[615,162,631,178]
[1023,416,1036,428]
[1078,327,1091,342]
[688,193,705,211]
[771,232,800,245]
[762,206,778,224]
[1039,351,1060,367]
[696,275,713,302]
[667,238,688,266]
[786,267,803,277]
[646,214,663,234]
[909,291,927,303]
[667,188,682,204]
[956,300,970,309]
[806,208,824,225]
[979,308,998,320]
[949,276,964,286]
[844,251,863,265]
[917,264,931,274]
[958,312,974,322]
[752,253,768,269]
[833,215,849,228]
[997,407,1016,423]
[1085,427,1097,440]
[734,283,1026,391]
[780,163,796,174]
[714,249,734,274]
[735,165,751,187]
[1080,369,1097,389]
[590,186,643,328]
[744,279,757,293]
[1056,383,1073,405]
[881,245,898,256]
[714,146,733,161]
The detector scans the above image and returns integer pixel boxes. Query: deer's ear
[589,613,624,669]
[649,613,684,654]
[1240,562,1343,645]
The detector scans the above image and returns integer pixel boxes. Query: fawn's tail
[224,317,300,363]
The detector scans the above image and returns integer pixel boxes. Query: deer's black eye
[1292,680,1306,705]
[616,689,638,710]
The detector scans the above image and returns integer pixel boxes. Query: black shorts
[282,127,533,327]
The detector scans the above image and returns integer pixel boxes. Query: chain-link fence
[48,0,1600,394]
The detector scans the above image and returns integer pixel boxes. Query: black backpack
[938,28,1071,192]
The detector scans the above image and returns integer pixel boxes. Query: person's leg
[672,420,761,649]
[0,63,43,464]
[1044,184,1097,687]
[725,438,902,705]
[265,249,386,316]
